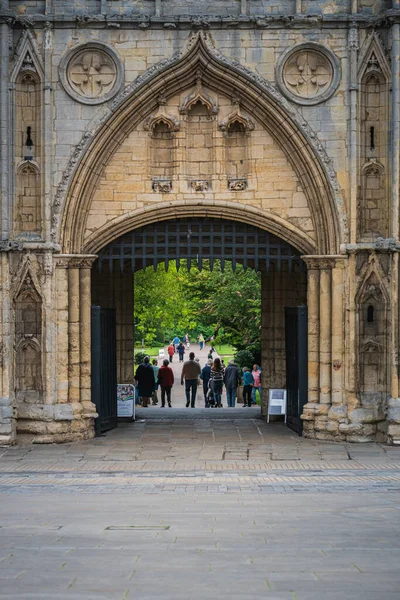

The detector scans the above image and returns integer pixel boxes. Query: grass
[213,344,236,356]
[134,346,163,359]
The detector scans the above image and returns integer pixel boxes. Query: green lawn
[134,346,163,359]
[213,344,236,356]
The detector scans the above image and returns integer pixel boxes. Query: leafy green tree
[133,260,261,349]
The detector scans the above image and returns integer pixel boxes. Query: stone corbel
[191,180,209,192]
[228,178,247,191]
[152,179,172,193]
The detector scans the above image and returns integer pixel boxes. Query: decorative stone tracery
[277,42,341,106]
[59,42,124,105]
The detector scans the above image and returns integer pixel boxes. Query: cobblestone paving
[1,418,400,598]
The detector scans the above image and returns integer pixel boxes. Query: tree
[133,260,261,348]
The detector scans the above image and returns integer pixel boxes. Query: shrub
[234,349,254,371]
[134,351,147,366]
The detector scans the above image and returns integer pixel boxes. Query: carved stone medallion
[59,43,124,105]
[277,43,341,106]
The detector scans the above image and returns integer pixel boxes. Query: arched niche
[14,283,43,403]
[12,45,44,239]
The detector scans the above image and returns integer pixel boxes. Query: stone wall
[0,1,399,444]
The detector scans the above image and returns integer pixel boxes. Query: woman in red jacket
[157,359,175,407]
[167,343,175,363]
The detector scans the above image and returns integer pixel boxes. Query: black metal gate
[91,306,118,435]
[285,306,308,435]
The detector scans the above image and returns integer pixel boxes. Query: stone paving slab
[1,417,400,597]
[0,492,399,599]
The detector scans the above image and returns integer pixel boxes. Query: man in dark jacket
[181,352,201,408]
[135,356,155,408]
[200,359,213,407]
[157,359,174,407]
[224,360,241,407]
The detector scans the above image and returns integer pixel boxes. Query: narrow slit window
[367,305,374,323]
[370,126,375,151]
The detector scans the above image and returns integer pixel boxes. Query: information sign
[267,389,287,423]
[117,383,135,419]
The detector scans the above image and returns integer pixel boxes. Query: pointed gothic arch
[59,33,345,255]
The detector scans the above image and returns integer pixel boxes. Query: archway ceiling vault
[61,32,345,256]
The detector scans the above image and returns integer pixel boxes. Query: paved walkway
[1,408,400,598]
[149,343,249,408]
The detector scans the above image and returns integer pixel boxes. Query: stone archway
[90,215,308,425]
[57,32,345,257]
[15,33,353,444]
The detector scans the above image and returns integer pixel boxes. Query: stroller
[206,379,216,408]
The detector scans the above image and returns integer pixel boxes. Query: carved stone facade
[0,1,400,445]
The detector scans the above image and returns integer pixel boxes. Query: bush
[134,351,147,366]
[234,349,254,371]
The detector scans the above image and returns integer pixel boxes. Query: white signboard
[117,383,135,419]
[267,389,287,423]
[158,348,165,359]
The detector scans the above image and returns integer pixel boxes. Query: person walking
[177,342,185,363]
[252,364,262,405]
[167,343,175,363]
[242,367,254,408]
[181,351,201,408]
[134,356,155,408]
[184,333,190,349]
[224,359,240,407]
[157,359,174,407]
[173,335,180,353]
[210,357,225,408]
[200,358,213,407]
[151,359,159,405]
[210,335,215,353]
[198,333,205,351]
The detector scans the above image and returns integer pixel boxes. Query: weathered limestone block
[17,419,48,435]
[0,423,12,435]
[339,422,376,437]
[388,424,400,438]
[348,408,384,424]
[17,404,55,422]
[54,404,74,421]
[328,405,347,422]
[301,402,318,420]
[387,398,400,424]
[326,420,340,434]
[0,406,13,419]
[314,415,329,430]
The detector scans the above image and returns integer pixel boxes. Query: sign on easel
[158,348,165,359]
[267,389,287,423]
[117,384,135,420]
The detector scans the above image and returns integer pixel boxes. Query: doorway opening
[90,218,308,435]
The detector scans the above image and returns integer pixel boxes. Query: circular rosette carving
[59,43,124,105]
[277,43,341,106]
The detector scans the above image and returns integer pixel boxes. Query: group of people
[134,348,262,409]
